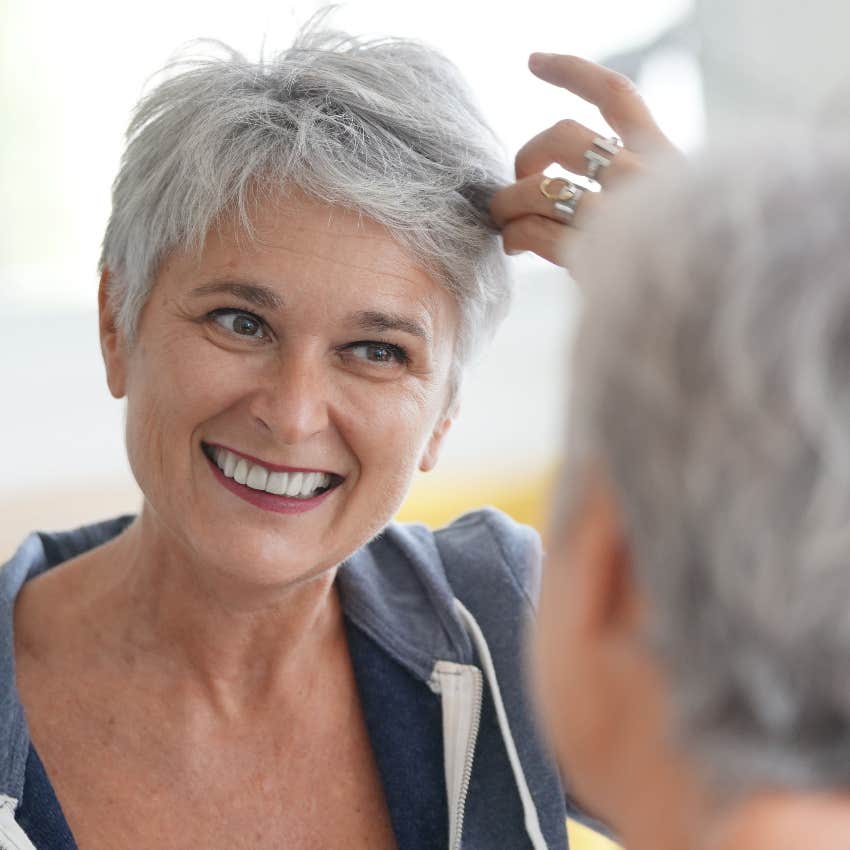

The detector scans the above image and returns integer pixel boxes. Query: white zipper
[428,660,483,850]
[0,795,37,850]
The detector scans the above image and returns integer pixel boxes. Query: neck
[620,769,850,850]
[74,510,346,714]
[700,789,850,850]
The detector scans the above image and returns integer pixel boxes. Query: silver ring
[553,186,585,223]
[584,136,622,184]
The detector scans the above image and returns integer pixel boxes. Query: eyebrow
[191,281,431,342]
[189,281,284,311]
[353,310,431,343]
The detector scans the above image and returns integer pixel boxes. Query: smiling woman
[0,18,569,850]
[0,8,676,847]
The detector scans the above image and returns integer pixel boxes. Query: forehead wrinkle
[252,225,430,287]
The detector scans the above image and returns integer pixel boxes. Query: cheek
[533,571,578,762]
[122,335,241,490]
[340,377,441,464]
[534,561,606,793]
[335,380,445,519]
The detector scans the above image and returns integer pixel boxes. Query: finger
[491,173,599,230]
[501,215,575,267]
[528,53,675,154]
[514,118,644,182]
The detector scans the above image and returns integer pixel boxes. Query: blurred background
[3,0,850,555]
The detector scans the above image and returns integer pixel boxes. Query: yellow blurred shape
[396,462,557,531]
[567,818,621,850]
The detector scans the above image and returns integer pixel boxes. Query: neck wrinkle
[78,512,345,715]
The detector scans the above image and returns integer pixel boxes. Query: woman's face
[101,192,458,586]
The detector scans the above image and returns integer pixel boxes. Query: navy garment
[346,618,447,849]
[17,748,76,850]
[14,620,445,850]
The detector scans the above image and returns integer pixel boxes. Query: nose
[248,352,331,445]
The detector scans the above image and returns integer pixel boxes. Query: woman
[0,26,666,850]
[534,140,850,850]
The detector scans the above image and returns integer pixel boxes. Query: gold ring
[539,176,578,202]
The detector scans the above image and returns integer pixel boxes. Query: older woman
[0,23,666,850]
[535,141,850,850]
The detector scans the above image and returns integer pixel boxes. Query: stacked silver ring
[584,136,622,184]
[553,187,584,222]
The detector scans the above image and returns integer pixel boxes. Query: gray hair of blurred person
[99,18,511,398]
[558,137,850,793]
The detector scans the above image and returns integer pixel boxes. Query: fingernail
[506,249,523,256]
[528,53,547,71]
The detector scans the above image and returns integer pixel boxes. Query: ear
[571,476,642,642]
[418,402,458,472]
[98,268,129,399]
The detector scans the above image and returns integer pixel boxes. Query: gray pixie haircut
[99,17,511,387]
[561,136,850,792]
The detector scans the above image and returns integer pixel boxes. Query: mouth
[201,442,344,501]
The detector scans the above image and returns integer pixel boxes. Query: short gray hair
[99,18,511,389]
[562,136,850,792]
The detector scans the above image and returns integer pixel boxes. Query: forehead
[165,190,453,320]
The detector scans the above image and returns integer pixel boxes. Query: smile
[201,443,342,500]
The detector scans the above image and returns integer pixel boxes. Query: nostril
[254,415,273,433]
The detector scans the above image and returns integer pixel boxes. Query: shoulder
[342,509,542,675]
[390,507,543,610]
[437,508,542,604]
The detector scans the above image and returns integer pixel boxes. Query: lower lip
[204,453,338,514]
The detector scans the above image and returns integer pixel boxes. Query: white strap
[454,599,549,850]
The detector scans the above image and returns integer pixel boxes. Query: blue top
[1,511,577,848]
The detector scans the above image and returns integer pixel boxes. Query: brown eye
[210,310,266,339]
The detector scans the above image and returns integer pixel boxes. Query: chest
[65,736,395,850]
[17,665,397,850]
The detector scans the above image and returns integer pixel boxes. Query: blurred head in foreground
[536,139,850,850]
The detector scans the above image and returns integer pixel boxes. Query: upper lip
[202,442,343,477]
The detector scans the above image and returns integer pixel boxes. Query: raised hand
[490,53,676,266]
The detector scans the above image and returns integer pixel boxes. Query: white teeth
[285,472,303,497]
[266,471,289,496]
[300,472,317,496]
[246,465,269,491]
[233,459,249,486]
[210,446,334,498]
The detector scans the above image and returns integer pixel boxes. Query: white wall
[697,0,850,134]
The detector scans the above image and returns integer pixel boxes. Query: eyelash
[346,341,410,367]
[205,308,410,366]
